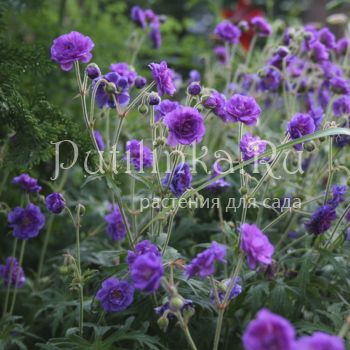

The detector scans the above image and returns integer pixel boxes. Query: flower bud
[86,63,101,80]
[303,142,315,152]
[169,296,184,311]
[157,316,169,332]
[240,187,248,195]
[182,305,195,320]
[138,104,149,115]
[277,46,289,58]
[187,82,201,96]
[135,76,147,89]
[105,82,117,94]
[148,92,161,105]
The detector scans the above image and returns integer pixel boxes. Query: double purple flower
[51,31,94,71]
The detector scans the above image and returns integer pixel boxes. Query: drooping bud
[86,63,101,79]
[187,81,202,96]
[148,92,161,105]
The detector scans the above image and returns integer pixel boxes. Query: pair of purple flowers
[131,6,163,49]
[204,92,262,126]
[184,224,274,280]
[96,240,163,313]
[305,185,347,235]
[243,308,345,350]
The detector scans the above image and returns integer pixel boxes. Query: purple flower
[188,82,201,96]
[154,99,180,122]
[309,40,329,62]
[318,27,336,49]
[150,19,161,49]
[214,21,241,44]
[317,82,331,110]
[124,139,153,171]
[104,205,129,241]
[294,332,345,350]
[258,68,282,91]
[305,205,336,235]
[287,113,316,151]
[130,252,164,293]
[189,70,201,83]
[86,63,101,79]
[135,76,147,89]
[336,37,349,56]
[45,193,65,214]
[251,16,272,37]
[149,61,176,96]
[94,72,130,108]
[127,240,160,267]
[214,46,229,65]
[327,185,347,208]
[94,130,105,151]
[0,257,25,288]
[51,31,94,71]
[240,223,274,269]
[321,61,343,79]
[184,241,226,278]
[203,90,227,122]
[8,203,45,240]
[286,56,306,78]
[330,76,350,95]
[12,173,42,193]
[209,277,242,305]
[163,106,205,146]
[225,94,261,126]
[243,309,295,350]
[206,164,230,193]
[109,62,137,85]
[240,133,267,161]
[130,6,146,29]
[333,96,350,117]
[96,277,134,312]
[162,162,192,197]
[308,107,324,129]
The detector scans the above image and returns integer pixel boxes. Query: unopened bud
[170,296,184,311]
[138,104,149,115]
[157,316,169,332]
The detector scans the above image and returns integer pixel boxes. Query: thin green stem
[3,238,17,316]
[9,240,26,316]
[176,311,198,350]
[37,216,54,279]
[323,136,334,205]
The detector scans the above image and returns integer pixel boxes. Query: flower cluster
[0,257,25,288]
[131,6,163,49]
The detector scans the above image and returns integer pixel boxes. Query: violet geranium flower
[149,61,176,96]
[45,193,65,214]
[104,205,129,241]
[240,133,267,161]
[287,113,316,151]
[130,252,164,293]
[162,162,192,197]
[293,332,345,350]
[184,241,226,278]
[243,309,296,350]
[51,31,94,71]
[96,277,134,312]
[94,72,130,108]
[8,203,45,240]
[214,20,241,44]
[12,173,42,193]
[124,139,153,171]
[240,223,274,270]
[225,94,262,126]
[0,257,25,288]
